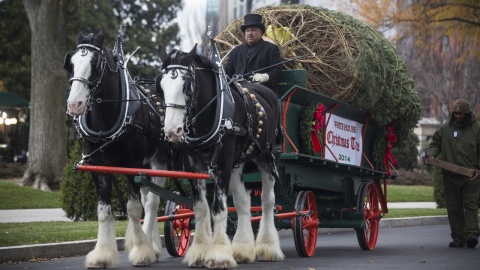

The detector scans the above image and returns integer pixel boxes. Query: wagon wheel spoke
[293,191,318,257]
[164,200,192,257]
[356,182,380,250]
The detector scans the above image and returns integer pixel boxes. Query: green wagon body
[228,69,393,252]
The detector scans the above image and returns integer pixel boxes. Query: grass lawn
[386,185,434,202]
[385,208,447,218]
[0,180,62,209]
[0,221,132,247]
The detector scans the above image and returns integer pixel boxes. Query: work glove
[252,73,269,83]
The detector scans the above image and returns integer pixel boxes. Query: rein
[90,93,162,104]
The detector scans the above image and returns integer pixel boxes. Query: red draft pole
[76,164,211,179]
[152,210,311,223]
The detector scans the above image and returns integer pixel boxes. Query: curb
[380,215,449,228]
[0,238,127,263]
[0,216,449,263]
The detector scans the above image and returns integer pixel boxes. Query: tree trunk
[21,0,67,191]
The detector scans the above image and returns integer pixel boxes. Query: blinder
[161,64,194,110]
[155,73,164,101]
[64,43,106,86]
[63,52,73,73]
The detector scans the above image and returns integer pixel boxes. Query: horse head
[64,29,108,116]
[158,44,197,143]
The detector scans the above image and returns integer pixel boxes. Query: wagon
[76,69,394,258]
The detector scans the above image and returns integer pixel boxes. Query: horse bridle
[64,44,108,95]
[162,64,195,111]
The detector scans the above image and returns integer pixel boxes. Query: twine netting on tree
[216,6,358,101]
[215,5,421,169]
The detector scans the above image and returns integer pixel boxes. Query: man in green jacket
[427,98,480,248]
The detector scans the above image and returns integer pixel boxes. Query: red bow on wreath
[384,125,398,176]
[311,104,325,153]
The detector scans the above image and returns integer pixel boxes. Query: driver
[224,13,283,98]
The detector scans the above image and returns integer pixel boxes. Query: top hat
[241,14,265,33]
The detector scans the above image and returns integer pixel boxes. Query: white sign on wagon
[324,113,363,166]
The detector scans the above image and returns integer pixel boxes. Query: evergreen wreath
[299,103,324,156]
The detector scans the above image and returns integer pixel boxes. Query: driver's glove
[252,73,269,83]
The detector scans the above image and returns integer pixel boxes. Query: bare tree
[346,0,480,118]
[21,0,67,191]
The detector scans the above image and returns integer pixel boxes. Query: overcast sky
[176,0,207,51]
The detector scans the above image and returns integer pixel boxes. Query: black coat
[224,38,282,95]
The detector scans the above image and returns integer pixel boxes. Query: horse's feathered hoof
[205,259,238,269]
[85,248,119,269]
[87,263,108,269]
[132,261,152,267]
[232,243,255,263]
[184,259,205,268]
[255,244,285,262]
[183,241,210,267]
[128,245,156,266]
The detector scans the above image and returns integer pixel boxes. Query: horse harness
[160,51,273,173]
[65,35,165,162]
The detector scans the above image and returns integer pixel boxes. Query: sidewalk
[0,202,438,223]
[0,208,72,223]
[387,202,436,209]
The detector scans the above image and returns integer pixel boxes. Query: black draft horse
[158,45,285,268]
[64,30,166,268]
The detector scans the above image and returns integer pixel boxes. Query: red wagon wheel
[293,190,319,257]
[164,199,192,257]
[355,182,380,250]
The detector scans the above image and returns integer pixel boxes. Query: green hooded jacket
[427,112,480,172]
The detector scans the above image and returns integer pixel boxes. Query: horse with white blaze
[157,43,285,268]
[64,29,167,268]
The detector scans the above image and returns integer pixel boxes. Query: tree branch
[436,17,480,27]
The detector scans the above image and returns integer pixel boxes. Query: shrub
[0,162,26,179]
[61,141,189,221]
[392,131,419,171]
[61,141,127,221]
[390,168,432,186]
[432,167,445,208]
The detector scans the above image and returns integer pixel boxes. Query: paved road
[1,224,478,270]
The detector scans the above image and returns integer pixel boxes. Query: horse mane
[101,47,117,72]
[162,49,218,72]
[195,54,218,72]
[76,29,105,48]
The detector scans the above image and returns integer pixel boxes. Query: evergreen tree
[392,131,420,171]
[65,0,182,79]
[1,0,182,101]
